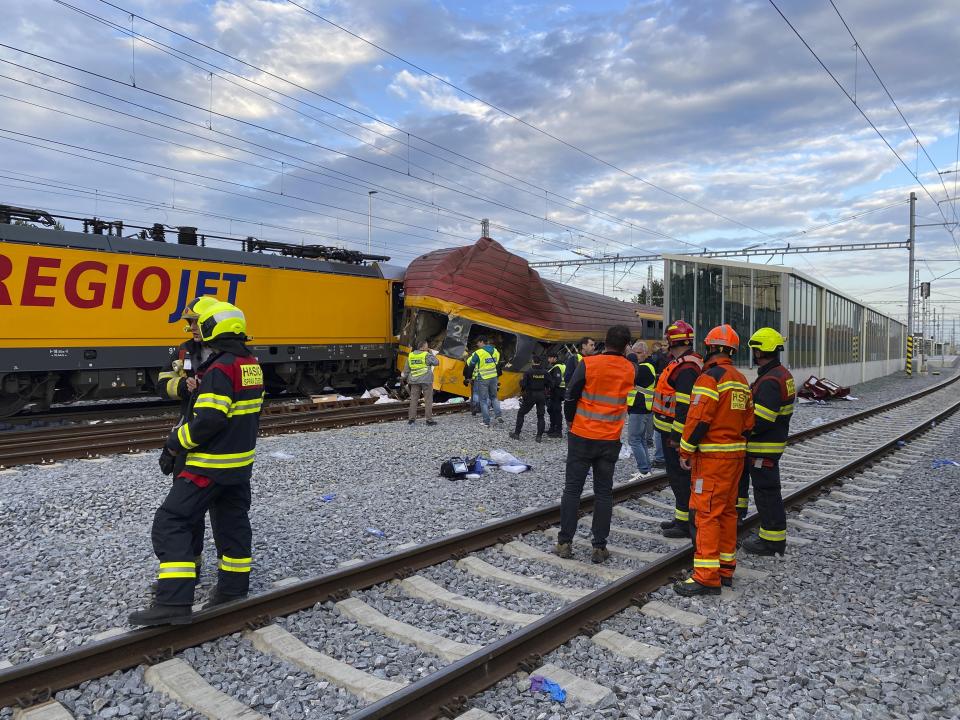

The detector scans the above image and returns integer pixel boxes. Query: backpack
[440,456,470,479]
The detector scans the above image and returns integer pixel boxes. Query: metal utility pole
[481,218,490,237]
[367,190,378,253]
[907,191,916,345]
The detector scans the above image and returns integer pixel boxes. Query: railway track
[1,373,958,717]
[0,399,461,468]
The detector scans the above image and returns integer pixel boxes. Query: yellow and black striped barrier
[906,336,913,376]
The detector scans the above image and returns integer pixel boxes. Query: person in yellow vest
[466,337,503,428]
[626,340,657,479]
[402,339,439,425]
[555,325,639,564]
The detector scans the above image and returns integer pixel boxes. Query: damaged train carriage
[400,236,662,399]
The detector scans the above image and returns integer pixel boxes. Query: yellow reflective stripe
[185,450,256,468]
[693,557,720,567]
[679,438,698,453]
[626,389,638,407]
[736,497,749,509]
[674,509,689,521]
[779,404,794,416]
[177,423,198,449]
[754,404,778,422]
[698,442,746,452]
[747,441,786,452]
[759,527,787,541]
[717,381,750,392]
[194,401,229,414]
[219,555,252,573]
[719,552,736,562]
[228,397,264,417]
[158,561,197,580]
[672,420,685,432]
[692,387,719,401]
[196,393,231,410]
[653,417,673,431]
[674,392,691,404]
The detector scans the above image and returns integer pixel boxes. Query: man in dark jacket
[545,351,564,438]
[510,355,552,442]
[130,300,264,627]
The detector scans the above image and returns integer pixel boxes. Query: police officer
[652,321,703,538]
[154,295,217,586]
[555,325,638,564]
[130,300,264,627]
[510,355,551,442]
[739,328,795,556]
[403,340,439,425]
[675,325,754,596]
[545,351,564,438]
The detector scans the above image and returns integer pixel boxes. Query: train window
[391,282,405,337]
[413,309,447,350]
[466,323,517,368]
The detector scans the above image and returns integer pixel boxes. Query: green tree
[632,279,663,307]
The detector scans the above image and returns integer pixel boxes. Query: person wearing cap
[674,324,754,597]
[545,351,565,438]
[625,340,657,479]
[130,300,264,627]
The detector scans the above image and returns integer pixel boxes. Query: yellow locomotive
[0,207,402,416]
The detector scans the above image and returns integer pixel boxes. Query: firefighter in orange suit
[651,320,703,538]
[675,324,754,596]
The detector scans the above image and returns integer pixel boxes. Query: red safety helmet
[704,324,740,352]
[664,320,695,347]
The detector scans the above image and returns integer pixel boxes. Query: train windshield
[400,308,447,349]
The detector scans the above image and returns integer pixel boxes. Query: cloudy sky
[2,0,959,329]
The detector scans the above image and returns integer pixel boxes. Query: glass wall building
[663,255,906,385]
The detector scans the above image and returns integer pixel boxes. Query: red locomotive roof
[404,237,658,334]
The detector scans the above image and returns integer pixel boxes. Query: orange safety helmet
[704,324,740,352]
[664,320,695,347]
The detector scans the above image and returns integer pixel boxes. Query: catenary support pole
[907,191,916,373]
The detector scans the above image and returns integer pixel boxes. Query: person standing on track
[467,337,503,427]
[652,321,703,538]
[510,355,551,442]
[675,324,754,596]
[738,328,795,556]
[545,351,565,438]
[155,295,218,584]
[625,341,657,480]
[403,340,439,426]
[647,342,669,468]
[555,325,638,564]
[463,341,482,416]
[130,300,264,627]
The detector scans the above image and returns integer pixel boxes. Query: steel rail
[0,372,957,708]
[350,384,960,720]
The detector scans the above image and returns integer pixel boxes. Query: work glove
[463,379,469,386]
[158,447,177,476]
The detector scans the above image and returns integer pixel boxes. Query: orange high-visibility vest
[570,354,635,441]
[652,352,704,433]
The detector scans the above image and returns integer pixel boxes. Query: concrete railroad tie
[501,540,628,582]
[592,629,664,662]
[145,659,264,720]
[456,556,591,601]
[531,663,617,708]
[640,600,708,627]
[336,597,481,662]
[12,701,75,720]
[542,528,665,562]
[397,575,542,626]
[246,624,406,702]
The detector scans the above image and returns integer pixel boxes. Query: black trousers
[515,392,545,436]
[546,394,563,435]
[739,456,786,537]
[173,454,206,556]
[558,432,621,548]
[661,430,690,522]
[152,477,252,605]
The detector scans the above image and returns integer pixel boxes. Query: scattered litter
[931,459,960,469]
[441,456,471,479]
[465,473,481,479]
[360,390,372,399]
[529,674,567,703]
[841,395,859,401]
[489,448,532,473]
[320,493,336,503]
[798,376,850,400]
[809,417,827,427]
[374,396,400,404]
[444,396,466,404]
[499,397,521,410]
[365,527,385,537]
[797,398,826,406]
[896,440,906,447]
[336,394,352,401]
[619,445,633,460]
[368,387,390,398]
[268,451,296,460]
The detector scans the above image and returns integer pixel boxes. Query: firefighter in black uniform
[156,296,217,579]
[545,351,564,438]
[130,300,264,627]
[510,355,552,442]
[738,327,795,556]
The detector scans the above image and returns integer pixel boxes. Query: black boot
[509,431,521,440]
[662,523,690,538]
[742,535,786,556]
[660,519,677,530]
[202,587,248,610]
[535,434,543,443]
[721,576,733,588]
[673,578,721,597]
[128,604,193,627]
